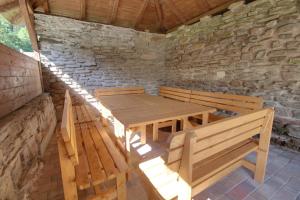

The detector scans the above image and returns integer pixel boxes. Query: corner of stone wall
[0,93,57,199]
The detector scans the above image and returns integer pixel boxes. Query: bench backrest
[166,108,274,180]
[159,86,191,102]
[61,90,79,165]
[190,90,263,114]
[94,87,144,98]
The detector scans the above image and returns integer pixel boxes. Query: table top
[97,94,216,128]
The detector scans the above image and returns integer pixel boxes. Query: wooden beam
[43,0,49,14]
[0,1,18,12]
[154,0,164,31]
[167,0,240,33]
[164,0,186,24]
[194,0,210,11]
[134,0,149,28]
[19,0,39,51]
[80,0,86,20]
[109,0,119,24]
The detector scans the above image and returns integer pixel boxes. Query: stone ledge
[0,93,57,200]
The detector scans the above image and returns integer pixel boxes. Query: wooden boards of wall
[0,44,42,119]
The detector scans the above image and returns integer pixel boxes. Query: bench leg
[255,150,268,183]
[153,122,158,141]
[254,110,274,183]
[117,173,127,200]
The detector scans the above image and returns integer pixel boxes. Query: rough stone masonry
[34,14,166,119]
[0,94,56,199]
[165,0,300,149]
[35,0,300,149]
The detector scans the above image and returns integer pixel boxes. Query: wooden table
[97,94,216,155]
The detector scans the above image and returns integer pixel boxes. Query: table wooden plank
[97,94,216,128]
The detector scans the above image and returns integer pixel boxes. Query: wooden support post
[19,0,39,50]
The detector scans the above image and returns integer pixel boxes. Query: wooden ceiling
[0,0,241,33]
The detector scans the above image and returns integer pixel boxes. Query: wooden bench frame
[155,86,192,140]
[57,90,128,200]
[160,86,263,124]
[94,87,145,98]
[139,108,274,200]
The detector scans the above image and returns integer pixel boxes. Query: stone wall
[0,93,56,199]
[164,0,300,149]
[34,14,166,119]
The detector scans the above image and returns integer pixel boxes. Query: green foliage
[0,15,32,52]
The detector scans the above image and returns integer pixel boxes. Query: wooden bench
[139,108,274,200]
[73,104,99,124]
[57,90,128,200]
[155,86,192,139]
[94,87,145,98]
[190,90,264,122]
[159,86,191,102]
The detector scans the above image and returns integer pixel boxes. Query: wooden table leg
[182,117,193,130]
[202,112,209,125]
[171,120,177,132]
[125,128,132,162]
[153,122,158,141]
[140,125,146,144]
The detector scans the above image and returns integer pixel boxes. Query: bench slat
[81,105,92,122]
[75,124,91,190]
[80,123,106,185]
[192,140,258,185]
[94,122,128,172]
[76,106,85,123]
[88,122,119,178]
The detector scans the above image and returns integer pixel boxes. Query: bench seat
[139,139,258,199]
[73,104,99,124]
[139,108,274,199]
[58,90,128,199]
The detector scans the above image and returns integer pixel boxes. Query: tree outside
[0,15,32,52]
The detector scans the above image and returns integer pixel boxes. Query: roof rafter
[164,0,186,24]
[80,0,86,19]
[0,1,18,12]
[194,0,211,11]
[167,0,240,32]
[109,0,119,24]
[154,0,164,31]
[134,0,150,28]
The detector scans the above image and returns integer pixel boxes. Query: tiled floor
[28,129,300,200]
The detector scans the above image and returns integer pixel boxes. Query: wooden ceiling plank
[80,0,86,20]
[167,0,240,32]
[194,0,210,11]
[0,1,18,12]
[43,0,49,14]
[109,0,119,24]
[154,0,163,29]
[164,0,186,24]
[134,0,150,28]
[19,0,39,51]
